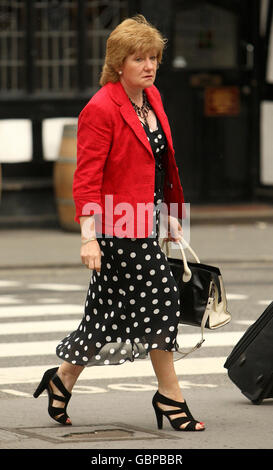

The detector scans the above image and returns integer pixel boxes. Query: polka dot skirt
[56,194,182,367]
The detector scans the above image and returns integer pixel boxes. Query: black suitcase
[224,301,273,405]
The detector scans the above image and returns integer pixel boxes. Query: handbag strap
[174,288,216,361]
[161,237,200,263]
[160,237,208,360]
[161,238,200,282]
[174,305,208,360]
[177,237,200,264]
[177,238,200,282]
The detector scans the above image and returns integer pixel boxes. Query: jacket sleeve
[73,100,113,223]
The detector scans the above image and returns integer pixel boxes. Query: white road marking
[0,281,22,288]
[28,283,86,291]
[0,389,32,397]
[0,331,244,358]
[0,304,83,318]
[257,300,272,306]
[0,340,57,357]
[0,319,79,335]
[226,294,248,300]
[0,356,228,385]
[0,296,21,304]
[0,380,218,397]
[0,293,261,392]
[38,298,64,304]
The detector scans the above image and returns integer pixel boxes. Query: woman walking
[33,15,205,432]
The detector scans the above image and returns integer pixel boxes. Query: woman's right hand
[80,240,101,272]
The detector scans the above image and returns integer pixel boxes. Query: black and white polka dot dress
[56,111,182,366]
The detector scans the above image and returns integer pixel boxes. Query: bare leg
[50,362,84,423]
[56,362,84,392]
[149,349,204,430]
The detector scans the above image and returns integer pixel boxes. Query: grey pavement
[0,202,273,451]
[1,202,273,269]
[1,386,273,450]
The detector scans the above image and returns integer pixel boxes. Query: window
[86,0,128,91]
[173,3,238,69]
[0,0,128,95]
[34,0,78,93]
[0,0,26,93]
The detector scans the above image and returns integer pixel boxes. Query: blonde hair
[99,14,167,86]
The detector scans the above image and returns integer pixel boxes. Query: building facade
[0,0,272,227]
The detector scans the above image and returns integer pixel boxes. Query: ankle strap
[52,373,71,399]
[155,391,186,408]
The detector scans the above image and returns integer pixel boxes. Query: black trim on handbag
[161,238,231,358]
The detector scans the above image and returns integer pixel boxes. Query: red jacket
[73,81,185,237]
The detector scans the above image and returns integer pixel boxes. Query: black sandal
[152,391,205,432]
[33,367,72,425]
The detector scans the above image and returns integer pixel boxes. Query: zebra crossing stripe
[27,283,86,291]
[0,281,22,288]
[0,332,244,357]
[0,319,79,335]
[0,356,228,385]
[0,304,83,318]
[0,296,259,388]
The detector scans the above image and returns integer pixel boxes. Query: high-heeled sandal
[33,367,72,425]
[152,391,205,432]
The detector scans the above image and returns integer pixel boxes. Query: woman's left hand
[164,215,183,242]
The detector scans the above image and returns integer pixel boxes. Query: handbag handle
[161,237,200,282]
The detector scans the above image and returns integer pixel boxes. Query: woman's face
[120,49,158,91]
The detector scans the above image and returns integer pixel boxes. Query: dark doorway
[156,0,259,204]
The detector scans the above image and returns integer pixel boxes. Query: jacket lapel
[107,81,174,159]
[107,81,153,158]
